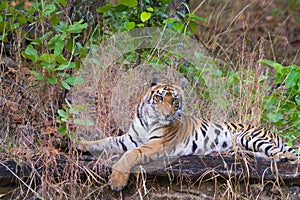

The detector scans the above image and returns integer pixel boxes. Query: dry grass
[0,0,299,199]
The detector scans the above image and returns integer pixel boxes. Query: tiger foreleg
[272,150,297,162]
[109,168,130,191]
[108,150,141,191]
[78,137,120,154]
[108,140,165,191]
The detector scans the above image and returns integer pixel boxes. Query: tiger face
[145,74,188,124]
[151,84,182,122]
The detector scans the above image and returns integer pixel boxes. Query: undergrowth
[0,0,299,199]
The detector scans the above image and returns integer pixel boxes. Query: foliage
[1,0,87,90]
[57,99,93,138]
[260,60,300,146]
[1,0,90,140]
[96,0,205,35]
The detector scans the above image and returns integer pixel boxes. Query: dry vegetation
[0,0,299,199]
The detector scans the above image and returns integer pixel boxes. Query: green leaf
[61,81,71,90]
[57,0,67,6]
[260,59,284,74]
[295,94,300,105]
[114,5,128,12]
[79,47,88,58]
[186,13,207,22]
[48,77,58,85]
[48,34,65,55]
[74,60,81,70]
[0,33,8,42]
[124,21,135,30]
[53,22,67,33]
[44,4,56,16]
[260,59,285,83]
[23,44,38,62]
[118,0,138,7]
[65,76,84,85]
[57,109,67,117]
[57,72,69,78]
[137,23,145,28]
[188,21,197,34]
[12,23,20,29]
[17,14,28,25]
[147,7,154,12]
[29,70,44,81]
[267,113,283,123]
[50,15,60,25]
[260,59,277,67]
[38,53,56,63]
[67,20,88,34]
[286,69,300,89]
[96,3,113,13]
[140,12,152,22]
[0,2,8,10]
[66,38,74,52]
[56,55,67,64]
[172,22,184,32]
[74,105,88,111]
[56,62,76,70]
[74,119,94,126]
[57,125,67,135]
[39,31,52,42]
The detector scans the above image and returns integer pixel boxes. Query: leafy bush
[1,1,88,89]
[1,1,90,138]
[260,60,300,146]
[97,0,204,35]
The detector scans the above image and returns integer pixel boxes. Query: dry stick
[0,161,44,200]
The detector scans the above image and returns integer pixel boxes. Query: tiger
[78,73,297,191]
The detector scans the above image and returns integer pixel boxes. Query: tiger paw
[273,151,298,162]
[108,169,130,191]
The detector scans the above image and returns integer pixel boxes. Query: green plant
[0,2,25,42]
[0,0,91,144]
[260,59,300,146]
[0,1,88,90]
[96,0,205,35]
[57,99,93,138]
[21,2,87,89]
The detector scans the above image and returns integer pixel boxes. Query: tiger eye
[156,95,163,101]
[172,98,178,104]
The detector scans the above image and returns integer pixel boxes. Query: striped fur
[79,74,297,191]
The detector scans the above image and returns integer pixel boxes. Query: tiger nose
[163,109,174,118]
[163,113,172,118]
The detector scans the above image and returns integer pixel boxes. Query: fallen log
[147,155,300,185]
[0,154,299,187]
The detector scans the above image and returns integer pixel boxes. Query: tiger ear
[150,73,160,87]
[178,77,188,90]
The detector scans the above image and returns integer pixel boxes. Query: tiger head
[144,74,188,124]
